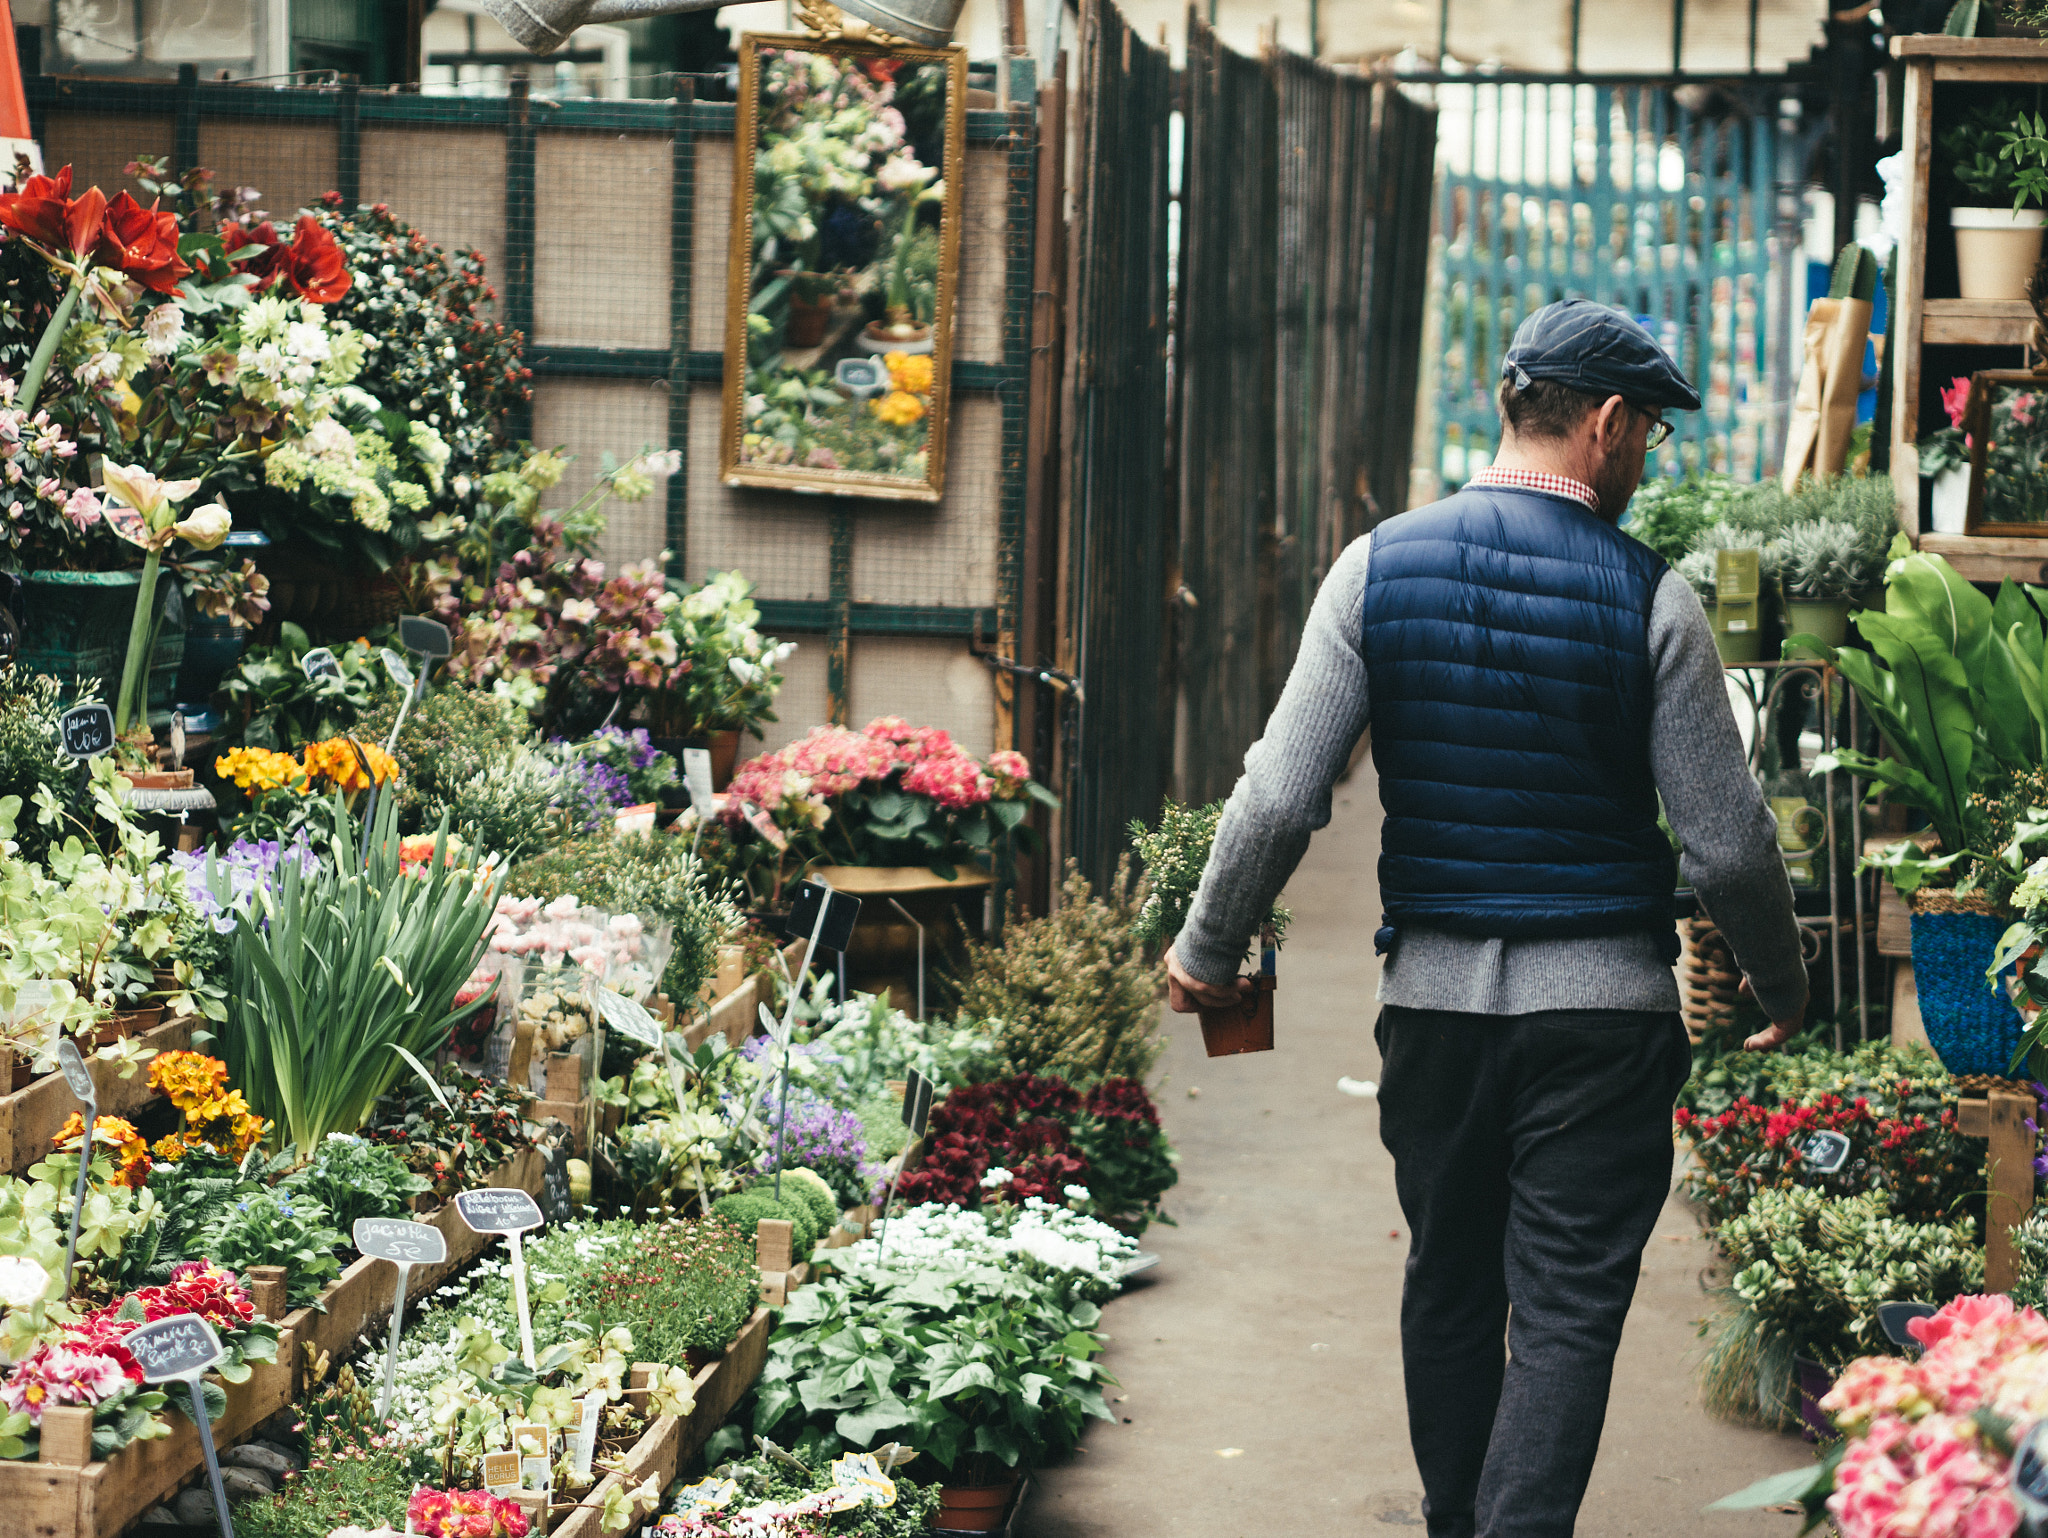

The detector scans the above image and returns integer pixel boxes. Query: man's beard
[1588,452,1640,524]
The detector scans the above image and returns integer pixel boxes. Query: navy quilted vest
[1362,485,1676,948]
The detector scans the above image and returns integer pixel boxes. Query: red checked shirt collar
[1467,466,1599,513]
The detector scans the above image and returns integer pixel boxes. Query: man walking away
[1162,300,1807,1538]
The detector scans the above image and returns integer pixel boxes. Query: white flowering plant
[737,1197,1119,1481]
[643,569,794,741]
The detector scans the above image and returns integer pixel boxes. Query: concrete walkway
[1019,769,1810,1536]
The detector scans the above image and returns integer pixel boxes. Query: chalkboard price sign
[352,1217,448,1267]
[379,648,415,692]
[54,1037,94,1102]
[454,1187,543,1236]
[57,703,115,759]
[125,1314,226,1383]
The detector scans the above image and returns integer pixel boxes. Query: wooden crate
[683,938,809,1053]
[0,1014,192,1177]
[549,1306,773,1538]
[281,1146,546,1390]
[1958,1088,2038,1292]
[5,1300,296,1537]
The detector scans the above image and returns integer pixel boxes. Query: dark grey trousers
[1374,1004,1690,1538]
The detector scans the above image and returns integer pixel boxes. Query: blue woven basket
[1910,908,2025,1076]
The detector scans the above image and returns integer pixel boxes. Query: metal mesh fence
[25,64,1036,758]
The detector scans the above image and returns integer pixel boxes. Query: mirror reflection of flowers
[1936,376,2048,523]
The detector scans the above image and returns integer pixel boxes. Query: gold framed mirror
[720,31,967,502]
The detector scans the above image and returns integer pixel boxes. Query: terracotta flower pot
[786,291,833,348]
[92,1006,162,1047]
[1197,974,1275,1057]
[936,1477,1019,1533]
[121,769,194,790]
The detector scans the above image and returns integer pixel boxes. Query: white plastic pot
[1930,463,1970,534]
[1952,206,2048,300]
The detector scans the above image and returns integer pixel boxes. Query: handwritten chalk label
[1803,1129,1852,1175]
[454,1187,543,1235]
[58,703,115,759]
[352,1217,447,1267]
[481,1451,521,1494]
[125,1313,226,1382]
[54,1037,94,1102]
[398,613,453,659]
[683,748,716,811]
[379,647,415,692]
[595,985,663,1050]
[455,1187,542,1369]
[299,647,342,681]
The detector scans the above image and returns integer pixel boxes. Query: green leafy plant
[277,1134,431,1237]
[202,1188,345,1309]
[568,1213,758,1362]
[953,859,1163,1085]
[364,1067,538,1199]
[696,1451,942,1538]
[1621,471,1766,564]
[1942,95,2044,205]
[711,1187,822,1262]
[216,624,394,755]
[1700,1186,1982,1426]
[357,684,534,829]
[1128,799,1290,958]
[206,798,500,1159]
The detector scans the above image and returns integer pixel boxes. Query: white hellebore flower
[0,1255,49,1309]
[141,304,185,358]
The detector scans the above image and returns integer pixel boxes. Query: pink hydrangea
[1822,1354,1931,1432]
[902,751,993,810]
[0,1343,133,1424]
[1829,1412,2019,1538]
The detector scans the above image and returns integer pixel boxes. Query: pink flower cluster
[1818,1296,2048,1538]
[0,1342,134,1424]
[902,750,992,810]
[406,1487,531,1538]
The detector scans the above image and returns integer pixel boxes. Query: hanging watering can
[480,0,965,54]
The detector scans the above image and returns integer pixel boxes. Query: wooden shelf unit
[1889,36,2048,580]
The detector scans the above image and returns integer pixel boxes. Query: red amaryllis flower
[221,215,350,303]
[0,166,106,259]
[94,192,190,295]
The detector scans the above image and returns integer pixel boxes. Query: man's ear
[1591,394,1628,445]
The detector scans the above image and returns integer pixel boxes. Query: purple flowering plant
[173,837,322,934]
[552,726,679,807]
[752,1079,875,1207]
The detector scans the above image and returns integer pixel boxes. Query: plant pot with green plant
[1941,97,2048,300]
[1129,800,1290,1057]
[1772,475,1896,649]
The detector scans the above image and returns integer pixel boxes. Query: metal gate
[1430,80,1784,490]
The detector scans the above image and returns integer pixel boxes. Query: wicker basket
[1680,916,1742,1043]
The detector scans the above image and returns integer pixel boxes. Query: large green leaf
[1855,610,1976,850]
[1704,1464,1827,1511]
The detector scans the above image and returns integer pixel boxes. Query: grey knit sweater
[1173,531,1809,1022]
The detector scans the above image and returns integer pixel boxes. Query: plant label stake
[353,1217,449,1421]
[126,1313,232,1538]
[595,984,669,1150]
[56,702,114,759]
[455,1188,544,1369]
[1877,1300,1940,1353]
[298,647,342,682]
[1802,1129,1852,1175]
[772,880,860,1202]
[876,1069,934,1252]
[2015,1419,2048,1535]
[54,1037,95,1300]
[886,898,925,1021]
[682,747,716,812]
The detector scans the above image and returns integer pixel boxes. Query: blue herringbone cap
[1500,299,1702,411]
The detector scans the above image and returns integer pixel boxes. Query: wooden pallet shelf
[1921,297,2037,347]
[1917,533,2048,584]
[0,1014,192,1177]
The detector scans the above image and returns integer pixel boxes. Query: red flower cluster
[0,166,192,292]
[1676,1087,1979,1228]
[1085,1077,1161,1127]
[220,214,351,304]
[73,1261,258,1340]
[407,1485,531,1538]
[895,1073,1093,1208]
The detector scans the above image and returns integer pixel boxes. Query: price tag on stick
[57,703,114,759]
[877,1069,933,1253]
[126,1314,232,1538]
[455,1188,544,1369]
[1803,1129,1852,1175]
[54,1037,95,1301]
[298,647,342,681]
[354,1218,448,1422]
[682,748,716,813]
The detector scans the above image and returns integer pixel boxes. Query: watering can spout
[479,0,963,53]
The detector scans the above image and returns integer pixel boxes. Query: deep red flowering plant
[220,214,352,304]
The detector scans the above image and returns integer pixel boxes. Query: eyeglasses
[1640,411,1673,452]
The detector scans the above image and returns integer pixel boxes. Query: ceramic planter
[1784,596,1855,650]
[1794,1356,1835,1442]
[1952,206,2047,300]
[1930,463,1970,535]
[1197,974,1275,1056]
[935,1476,1020,1533]
[1909,898,2024,1076]
[1712,622,1764,666]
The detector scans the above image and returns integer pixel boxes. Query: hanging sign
[54,1037,95,1301]
[455,1188,543,1369]
[353,1217,448,1422]
[126,1314,232,1538]
[57,703,115,759]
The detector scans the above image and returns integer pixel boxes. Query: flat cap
[1500,299,1702,412]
